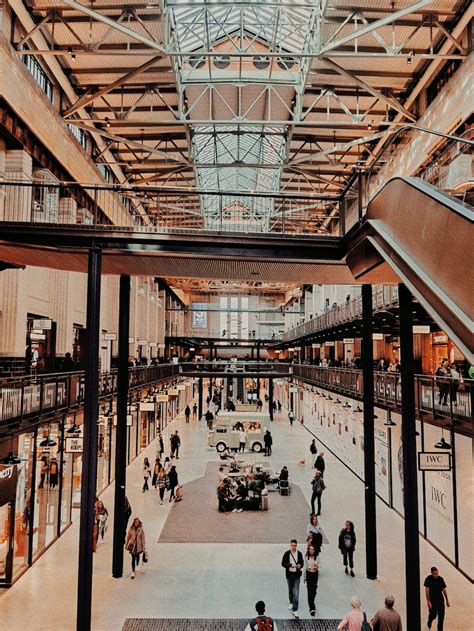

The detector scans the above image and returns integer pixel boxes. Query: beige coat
[125,525,146,554]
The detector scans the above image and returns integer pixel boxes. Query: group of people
[435,359,464,406]
[143,431,182,503]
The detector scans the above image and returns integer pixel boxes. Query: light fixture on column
[335,397,342,404]
[384,410,396,426]
[67,414,81,433]
[354,405,363,413]
[343,401,351,409]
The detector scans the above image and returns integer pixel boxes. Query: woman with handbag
[125,517,146,579]
[157,465,167,505]
[96,500,109,543]
[168,465,179,502]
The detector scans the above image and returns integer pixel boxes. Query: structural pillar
[198,378,203,420]
[269,378,274,421]
[76,249,102,631]
[398,283,421,630]
[362,283,377,579]
[112,275,130,579]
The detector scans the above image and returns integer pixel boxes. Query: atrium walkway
[1,406,472,630]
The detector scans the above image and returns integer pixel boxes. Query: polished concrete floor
[1,406,472,630]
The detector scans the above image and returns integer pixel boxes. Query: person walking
[264,430,273,457]
[151,457,161,489]
[338,520,356,577]
[337,596,366,630]
[38,456,48,489]
[192,402,198,420]
[277,401,282,412]
[245,600,278,631]
[281,539,304,619]
[371,594,402,631]
[315,451,325,477]
[435,359,450,406]
[288,410,295,426]
[49,457,59,489]
[449,362,462,406]
[157,465,167,505]
[125,517,146,579]
[143,457,151,492]
[310,439,317,459]
[168,464,179,502]
[304,543,319,617]
[96,500,109,543]
[306,514,323,556]
[424,566,450,631]
[184,404,191,423]
[239,428,247,453]
[170,430,181,459]
[310,471,326,516]
[157,432,164,459]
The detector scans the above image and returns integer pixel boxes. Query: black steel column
[399,283,421,631]
[362,284,377,579]
[269,378,274,421]
[76,249,102,631]
[112,275,130,579]
[198,378,203,420]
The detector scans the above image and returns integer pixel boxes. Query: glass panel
[0,503,12,581]
[12,433,34,578]
[33,424,60,558]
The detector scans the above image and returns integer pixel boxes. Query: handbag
[142,549,148,563]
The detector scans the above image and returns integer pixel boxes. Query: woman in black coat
[168,465,179,502]
[338,520,356,577]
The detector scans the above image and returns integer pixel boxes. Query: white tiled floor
[1,408,472,630]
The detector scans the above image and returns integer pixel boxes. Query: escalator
[347,176,473,363]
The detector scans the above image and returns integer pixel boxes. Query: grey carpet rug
[123,619,341,630]
[158,462,329,545]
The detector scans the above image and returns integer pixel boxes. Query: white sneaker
[232,508,238,512]
[131,572,135,579]
[237,508,243,513]
[292,611,299,619]
[288,604,293,610]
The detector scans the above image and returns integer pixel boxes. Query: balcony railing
[284,285,399,342]
[178,361,292,375]
[169,330,283,341]
[292,365,472,423]
[0,364,180,429]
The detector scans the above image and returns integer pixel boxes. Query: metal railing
[283,285,399,342]
[0,364,180,428]
[292,365,472,423]
[169,329,283,341]
[178,361,292,375]
[0,180,340,238]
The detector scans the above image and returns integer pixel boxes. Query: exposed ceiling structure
[166,278,293,295]
[16,0,470,236]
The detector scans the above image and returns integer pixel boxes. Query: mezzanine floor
[1,407,472,630]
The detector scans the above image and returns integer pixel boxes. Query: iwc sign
[418,452,451,471]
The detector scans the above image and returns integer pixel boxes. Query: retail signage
[289,387,298,393]
[372,333,384,341]
[65,437,83,453]
[158,344,166,349]
[157,395,169,402]
[33,319,52,330]
[312,344,321,349]
[128,337,135,344]
[103,333,117,341]
[139,402,155,412]
[138,340,148,346]
[433,335,448,343]
[418,452,452,471]
[149,342,157,347]
[31,333,46,340]
[113,415,133,426]
[177,384,186,391]
[0,463,18,504]
[32,329,44,335]
[343,338,354,344]
[413,325,430,334]
[168,388,179,395]
[325,341,335,347]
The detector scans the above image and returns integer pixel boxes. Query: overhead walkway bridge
[0,176,472,359]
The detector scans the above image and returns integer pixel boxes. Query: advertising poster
[455,433,473,577]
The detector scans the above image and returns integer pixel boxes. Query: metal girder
[63,57,163,118]
[62,0,167,53]
[318,0,435,55]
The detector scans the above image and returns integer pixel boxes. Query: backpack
[251,616,273,631]
[361,612,371,631]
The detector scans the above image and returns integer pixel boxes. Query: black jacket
[338,528,356,552]
[168,469,178,487]
[315,456,325,473]
[281,549,304,578]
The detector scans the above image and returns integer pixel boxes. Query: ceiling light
[1,451,21,465]
[434,436,451,449]
[407,50,414,65]
[105,117,111,128]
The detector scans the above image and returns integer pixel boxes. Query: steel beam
[112,275,130,579]
[362,283,377,580]
[398,283,421,631]
[76,248,102,631]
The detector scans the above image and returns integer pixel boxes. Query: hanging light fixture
[434,425,451,449]
[343,401,351,409]
[1,436,21,464]
[384,410,397,426]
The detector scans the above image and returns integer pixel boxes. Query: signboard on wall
[140,402,155,412]
[157,395,169,402]
[65,437,84,453]
[372,333,384,341]
[0,463,18,504]
[168,388,179,395]
[113,415,133,426]
[177,384,186,391]
[418,452,451,471]
[33,319,52,330]
[413,325,430,334]
[324,341,335,347]
[343,338,354,344]
[103,333,117,341]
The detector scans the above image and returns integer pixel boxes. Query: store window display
[12,433,34,579]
